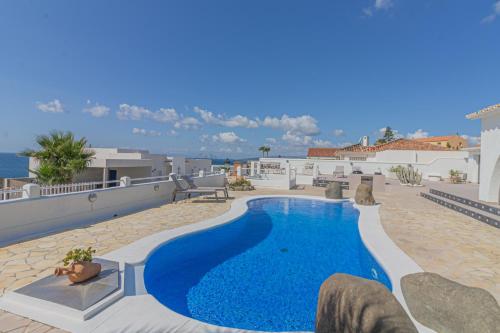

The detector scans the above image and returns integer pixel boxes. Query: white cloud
[151,108,179,123]
[265,138,277,144]
[167,129,178,136]
[200,146,207,151]
[212,131,246,144]
[407,129,429,139]
[461,134,481,146]
[282,131,313,146]
[83,102,110,118]
[333,129,345,137]
[363,0,394,16]
[36,99,65,113]
[132,128,161,137]
[313,139,333,147]
[378,127,401,138]
[236,147,243,153]
[219,147,232,153]
[261,114,320,136]
[482,1,500,23]
[194,106,258,128]
[174,117,202,130]
[117,104,151,120]
[375,0,394,10]
[200,134,210,142]
[117,104,181,124]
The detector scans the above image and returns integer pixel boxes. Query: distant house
[466,104,500,203]
[29,148,212,186]
[413,135,467,150]
[307,139,459,164]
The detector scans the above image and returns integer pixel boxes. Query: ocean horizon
[0,153,264,179]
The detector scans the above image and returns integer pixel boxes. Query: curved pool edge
[91,195,434,333]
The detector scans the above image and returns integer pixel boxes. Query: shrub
[63,247,96,266]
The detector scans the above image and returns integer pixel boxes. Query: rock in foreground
[354,183,376,206]
[316,273,417,333]
[401,272,500,333]
[325,181,343,199]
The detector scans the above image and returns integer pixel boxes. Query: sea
[0,153,29,178]
[0,153,256,179]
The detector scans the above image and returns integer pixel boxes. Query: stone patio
[0,183,499,332]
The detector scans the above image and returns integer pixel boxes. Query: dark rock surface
[354,183,376,205]
[316,273,417,333]
[325,182,343,199]
[401,272,500,333]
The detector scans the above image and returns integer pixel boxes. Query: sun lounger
[169,174,222,202]
[181,175,229,199]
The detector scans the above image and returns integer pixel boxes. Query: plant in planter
[229,178,255,191]
[54,247,101,283]
[449,169,462,184]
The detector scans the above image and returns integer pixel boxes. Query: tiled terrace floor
[0,183,499,332]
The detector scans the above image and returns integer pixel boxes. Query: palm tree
[258,146,266,157]
[258,146,271,157]
[21,131,95,185]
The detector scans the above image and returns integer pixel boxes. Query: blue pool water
[144,198,391,332]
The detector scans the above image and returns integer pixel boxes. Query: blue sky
[0,0,499,158]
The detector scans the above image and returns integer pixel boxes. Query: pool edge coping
[0,195,433,333]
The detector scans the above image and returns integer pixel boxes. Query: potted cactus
[54,247,101,283]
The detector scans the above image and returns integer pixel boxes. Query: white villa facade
[29,148,211,186]
[467,104,500,203]
[252,139,475,187]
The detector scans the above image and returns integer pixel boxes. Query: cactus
[394,165,422,186]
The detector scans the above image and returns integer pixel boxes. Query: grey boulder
[316,273,417,333]
[401,272,500,333]
[354,183,376,206]
[325,181,343,199]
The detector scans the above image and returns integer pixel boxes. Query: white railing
[0,172,226,202]
[40,182,102,196]
[0,188,24,201]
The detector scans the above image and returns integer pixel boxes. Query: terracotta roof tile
[413,135,462,143]
[308,139,450,157]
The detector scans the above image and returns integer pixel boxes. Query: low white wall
[248,174,293,189]
[0,174,225,247]
[262,156,471,185]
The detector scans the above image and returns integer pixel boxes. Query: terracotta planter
[54,261,101,283]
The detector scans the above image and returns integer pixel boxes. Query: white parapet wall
[0,174,225,247]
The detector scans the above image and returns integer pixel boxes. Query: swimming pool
[144,198,391,332]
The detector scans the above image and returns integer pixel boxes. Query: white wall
[261,151,472,185]
[479,114,500,202]
[0,174,225,247]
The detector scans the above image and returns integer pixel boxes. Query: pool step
[420,192,500,229]
[428,188,500,217]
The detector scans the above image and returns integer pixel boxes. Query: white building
[29,148,212,186]
[466,104,500,203]
[255,139,475,186]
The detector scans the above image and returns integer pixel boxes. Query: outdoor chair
[170,174,222,202]
[181,175,229,199]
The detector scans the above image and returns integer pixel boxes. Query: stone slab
[15,258,119,311]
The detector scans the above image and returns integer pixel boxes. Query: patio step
[420,192,500,229]
[428,188,500,217]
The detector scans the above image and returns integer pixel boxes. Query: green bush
[63,247,96,266]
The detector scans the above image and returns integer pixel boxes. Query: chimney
[361,136,369,147]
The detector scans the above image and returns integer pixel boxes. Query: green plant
[449,169,460,177]
[394,165,422,186]
[375,126,395,145]
[258,146,271,157]
[388,165,403,173]
[63,247,96,266]
[21,131,95,185]
[229,178,252,187]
